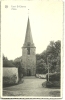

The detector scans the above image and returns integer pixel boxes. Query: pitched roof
[23,17,35,47]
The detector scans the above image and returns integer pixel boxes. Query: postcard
[0,0,63,98]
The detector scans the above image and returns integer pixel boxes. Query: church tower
[22,17,36,76]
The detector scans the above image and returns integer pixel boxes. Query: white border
[0,0,64,99]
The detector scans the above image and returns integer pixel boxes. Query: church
[22,17,36,76]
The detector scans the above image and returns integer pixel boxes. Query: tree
[36,54,41,60]
[46,41,61,72]
[36,59,47,74]
[3,55,15,67]
[36,40,61,73]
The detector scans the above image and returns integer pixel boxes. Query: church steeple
[23,17,35,47]
[22,16,36,76]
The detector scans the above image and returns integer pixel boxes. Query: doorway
[27,69,31,76]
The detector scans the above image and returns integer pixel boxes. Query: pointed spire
[23,17,35,47]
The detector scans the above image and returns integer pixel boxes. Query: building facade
[22,17,36,76]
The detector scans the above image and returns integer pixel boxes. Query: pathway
[3,76,60,97]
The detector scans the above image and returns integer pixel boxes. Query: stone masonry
[22,17,36,76]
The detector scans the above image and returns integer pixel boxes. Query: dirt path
[3,76,60,97]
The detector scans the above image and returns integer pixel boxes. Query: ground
[3,76,60,97]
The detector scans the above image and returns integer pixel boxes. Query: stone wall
[3,67,18,85]
[22,47,36,76]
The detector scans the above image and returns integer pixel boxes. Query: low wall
[36,74,46,78]
[3,67,18,85]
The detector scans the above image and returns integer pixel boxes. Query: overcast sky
[1,0,63,60]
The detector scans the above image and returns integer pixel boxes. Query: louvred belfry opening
[22,17,36,76]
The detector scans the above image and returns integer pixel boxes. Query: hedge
[46,72,60,81]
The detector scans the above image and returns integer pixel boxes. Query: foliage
[46,72,60,87]
[3,55,23,79]
[3,40,61,75]
[3,74,17,85]
[36,40,61,74]
[46,72,60,81]
[36,54,41,60]
[14,61,23,78]
[36,59,47,74]
[46,81,60,87]
[3,56,15,67]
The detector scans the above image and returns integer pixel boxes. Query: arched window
[27,42,30,55]
[27,47,30,55]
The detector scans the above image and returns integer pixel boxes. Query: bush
[46,72,60,81]
[46,81,53,87]
[3,74,18,86]
[46,81,60,87]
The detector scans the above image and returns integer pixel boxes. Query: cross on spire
[28,9,29,17]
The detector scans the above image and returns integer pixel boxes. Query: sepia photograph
[1,0,63,98]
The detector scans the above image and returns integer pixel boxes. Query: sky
[1,0,63,60]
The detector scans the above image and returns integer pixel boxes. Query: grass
[49,91,60,97]
[42,81,60,89]
[3,78,24,88]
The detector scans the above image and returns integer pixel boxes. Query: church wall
[22,47,36,76]
[22,17,36,76]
